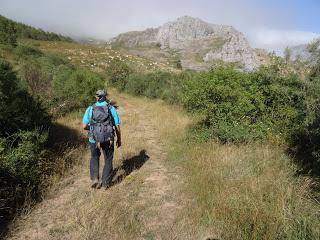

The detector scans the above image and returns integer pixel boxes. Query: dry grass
[171,140,320,239]
[41,110,87,194]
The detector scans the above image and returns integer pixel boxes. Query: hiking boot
[96,181,103,189]
[103,183,111,190]
[91,179,99,188]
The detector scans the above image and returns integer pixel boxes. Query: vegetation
[292,39,320,175]
[173,140,320,239]
[0,15,72,42]
[0,59,50,225]
[103,46,320,239]
[0,32,99,230]
[106,57,306,143]
[0,16,17,46]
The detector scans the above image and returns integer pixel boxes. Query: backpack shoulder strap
[91,104,97,122]
[106,104,116,126]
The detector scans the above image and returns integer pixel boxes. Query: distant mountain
[108,16,262,70]
[0,15,72,42]
[287,39,320,62]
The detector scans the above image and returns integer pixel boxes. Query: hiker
[82,90,121,189]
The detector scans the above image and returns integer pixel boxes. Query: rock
[108,16,259,70]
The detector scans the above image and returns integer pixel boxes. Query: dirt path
[7,92,193,240]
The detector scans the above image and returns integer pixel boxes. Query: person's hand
[116,138,122,148]
[80,131,88,140]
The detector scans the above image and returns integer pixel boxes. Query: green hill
[0,15,72,45]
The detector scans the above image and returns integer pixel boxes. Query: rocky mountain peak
[108,16,260,71]
[157,16,216,48]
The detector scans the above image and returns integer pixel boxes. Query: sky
[0,0,319,52]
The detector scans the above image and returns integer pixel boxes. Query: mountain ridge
[108,16,262,70]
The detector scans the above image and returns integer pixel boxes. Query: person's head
[95,89,107,102]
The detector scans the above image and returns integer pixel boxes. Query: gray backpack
[91,104,114,144]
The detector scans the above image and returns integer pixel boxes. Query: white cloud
[247,29,320,53]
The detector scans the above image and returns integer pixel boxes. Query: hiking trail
[6,92,198,240]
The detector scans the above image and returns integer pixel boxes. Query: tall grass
[171,140,320,239]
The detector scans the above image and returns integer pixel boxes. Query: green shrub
[0,60,51,225]
[182,66,305,142]
[0,16,17,46]
[4,130,48,186]
[53,68,104,113]
[291,41,320,174]
[14,44,43,59]
[19,59,52,96]
[0,129,48,223]
[110,68,188,105]
[125,71,173,98]
[254,64,305,138]
[0,59,50,136]
[106,59,132,90]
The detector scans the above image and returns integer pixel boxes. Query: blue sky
[257,0,319,32]
[0,0,319,51]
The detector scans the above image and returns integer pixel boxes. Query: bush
[53,68,104,113]
[291,41,320,174]
[109,67,188,105]
[19,59,51,96]
[182,68,265,142]
[17,51,96,114]
[0,59,50,137]
[0,16,16,46]
[182,66,305,142]
[107,59,306,143]
[3,130,48,187]
[125,71,174,98]
[14,44,43,59]
[0,60,50,226]
[106,59,132,90]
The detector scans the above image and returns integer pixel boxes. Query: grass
[42,110,87,192]
[7,89,320,239]
[19,39,174,73]
[171,139,320,239]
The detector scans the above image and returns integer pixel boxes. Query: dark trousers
[89,142,114,186]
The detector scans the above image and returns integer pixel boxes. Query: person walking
[82,90,121,189]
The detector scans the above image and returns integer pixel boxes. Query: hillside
[108,16,270,71]
[32,40,176,73]
[0,15,72,43]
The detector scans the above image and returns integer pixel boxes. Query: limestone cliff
[108,16,258,70]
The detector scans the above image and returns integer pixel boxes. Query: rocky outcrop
[108,16,258,70]
[114,28,159,47]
